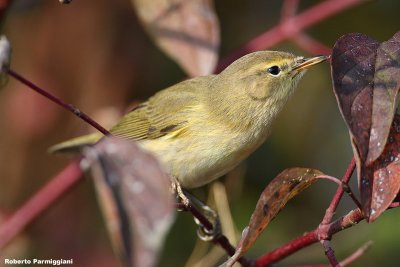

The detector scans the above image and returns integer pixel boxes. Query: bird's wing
[110,76,211,141]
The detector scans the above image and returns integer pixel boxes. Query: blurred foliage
[0,0,400,266]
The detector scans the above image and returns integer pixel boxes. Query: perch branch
[6,68,110,135]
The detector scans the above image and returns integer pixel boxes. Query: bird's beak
[292,55,328,72]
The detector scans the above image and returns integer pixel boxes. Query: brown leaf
[223,168,322,266]
[131,0,220,77]
[331,33,379,163]
[364,115,400,222]
[84,137,175,267]
[368,32,400,164]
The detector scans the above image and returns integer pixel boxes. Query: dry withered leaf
[131,0,220,76]
[223,168,322,266]
[331,31,400,221]
[364,115,400,222]
[84,137,175,267]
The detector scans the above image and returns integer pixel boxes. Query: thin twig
[317,174,361,210]
[320,158,356,227]
[321,240,340,267]
[288,241,372,267]
[5,68,110,136]
[339,241,372,267]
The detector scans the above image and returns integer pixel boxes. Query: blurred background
[0,0,400,266]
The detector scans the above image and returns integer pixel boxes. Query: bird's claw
[194,204,221,242]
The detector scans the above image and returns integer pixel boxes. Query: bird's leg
[170,178,221,241]
[170,176,190,206]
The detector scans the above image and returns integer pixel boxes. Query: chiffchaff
[51,51,327,188]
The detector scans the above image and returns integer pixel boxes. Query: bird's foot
[194,204,221,241]
[170,176,190,206]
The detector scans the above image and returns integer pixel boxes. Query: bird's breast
[137,121,270,188]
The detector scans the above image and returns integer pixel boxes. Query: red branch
[321,240,340,267]
[255,209,364,266]
[291,241,371,267]
[0,159,84,248]
[6,68,110,136]
[216,0,364,72]
[321,158,357,226]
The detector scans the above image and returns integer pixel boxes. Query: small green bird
[51,51,326,188]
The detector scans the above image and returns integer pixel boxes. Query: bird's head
[218,51,327,101]
[208,51,327,130]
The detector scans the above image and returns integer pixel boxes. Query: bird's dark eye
[267,66,281,76]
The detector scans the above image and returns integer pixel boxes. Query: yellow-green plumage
[50,51,326,188]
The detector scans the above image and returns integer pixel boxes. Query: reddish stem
[321,158,356,226]
[255,209,364,267]
[6,68,110,136]
[290,241,371,267]
[321,240,340,267]
[216,0,364,72]
[339,241,372,266]
[0,159,84,248]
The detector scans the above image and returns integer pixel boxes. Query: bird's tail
[49,132,104,154]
